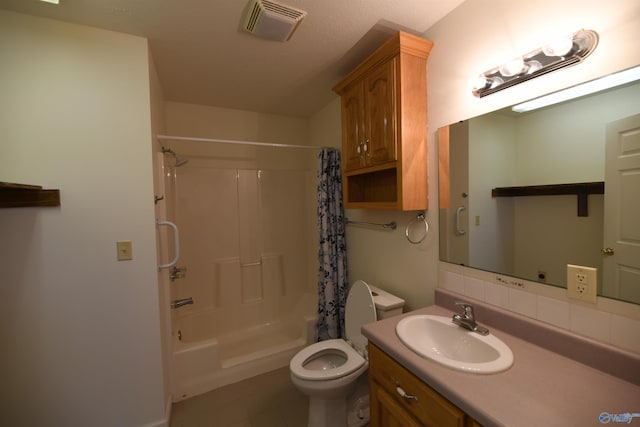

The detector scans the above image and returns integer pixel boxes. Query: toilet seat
[290,280,377,382]
[290,339,365,381]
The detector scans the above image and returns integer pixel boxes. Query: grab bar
[157,220,180,270]
[455,206,466,236]
[345,218,397,230]
[241,261,262,267]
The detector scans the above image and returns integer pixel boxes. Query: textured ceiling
[0,0,465,117]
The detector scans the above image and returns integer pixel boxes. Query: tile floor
[170,367,309,427]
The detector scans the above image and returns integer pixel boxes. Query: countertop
[362,293,640,427]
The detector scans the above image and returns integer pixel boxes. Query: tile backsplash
[439,262,640,354]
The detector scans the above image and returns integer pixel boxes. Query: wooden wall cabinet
[333,32,433,210]
[369,343,482,427]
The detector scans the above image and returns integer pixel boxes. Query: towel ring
[405,213,429,244]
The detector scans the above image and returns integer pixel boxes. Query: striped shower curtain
[316,148,348,341]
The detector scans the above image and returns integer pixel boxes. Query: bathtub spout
[171,297,193,309]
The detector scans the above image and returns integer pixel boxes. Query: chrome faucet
[171,297,193,309]
[170,266,187,282]
[452,302,489,335]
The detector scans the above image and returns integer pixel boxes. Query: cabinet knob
[364,139,369,156]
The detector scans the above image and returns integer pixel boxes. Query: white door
[602,113,640,303]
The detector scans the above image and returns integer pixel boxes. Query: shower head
[162,146,189,167]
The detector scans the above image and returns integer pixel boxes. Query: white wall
[309,97,342,150]
[514,82,640,185]
[0,11,166,427]
[468,114,516,274]
[164,101,310,145]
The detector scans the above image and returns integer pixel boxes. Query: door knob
[601,247,615,256]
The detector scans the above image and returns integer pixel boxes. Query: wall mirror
[438,67,640,305]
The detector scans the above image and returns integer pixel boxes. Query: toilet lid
[345,280,377,354]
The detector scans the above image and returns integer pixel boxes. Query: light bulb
[499,57,525,77]
[542,35,574,57]
[525,60,542,74]
[489,76,504,88]
[471,75,489,91]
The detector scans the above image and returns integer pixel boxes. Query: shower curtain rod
[157,134,332,150]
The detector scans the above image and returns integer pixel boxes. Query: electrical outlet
[567,264,597,303]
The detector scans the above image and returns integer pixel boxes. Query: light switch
[117,240,133,261]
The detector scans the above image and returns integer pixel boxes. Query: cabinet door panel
[364,58,397,165]
[370,344,466,427]
[341,84,365,171]
[372,382,423,427]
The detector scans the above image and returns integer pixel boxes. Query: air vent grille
[261,0,305,20]
[245,2,263,32]
[243,0,307,42]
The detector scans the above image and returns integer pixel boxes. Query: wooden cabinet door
[371,382,424,427]
[364,57,397,166]
[341,83,365,171]
[369,344,468,427]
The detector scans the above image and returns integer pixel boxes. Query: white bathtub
[171,311,316,401]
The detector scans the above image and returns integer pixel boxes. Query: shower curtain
[316,148,348,341]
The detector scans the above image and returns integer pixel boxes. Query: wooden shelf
[492,181,604,217]
[0,181,61,208]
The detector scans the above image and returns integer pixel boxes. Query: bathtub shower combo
[161,139,318,401]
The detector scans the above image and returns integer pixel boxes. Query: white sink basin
[395,315,513,374]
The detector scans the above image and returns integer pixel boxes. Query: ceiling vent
[243,0,307,42]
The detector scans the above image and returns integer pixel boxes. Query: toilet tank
[368,285,405,319]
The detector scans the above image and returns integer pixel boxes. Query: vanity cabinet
[369,343,482,427]
[333,32,432,210]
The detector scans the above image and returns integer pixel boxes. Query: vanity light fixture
[472,29,599,98]
[512,65,640,112]
[40,0,59,3]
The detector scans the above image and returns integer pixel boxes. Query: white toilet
[290,280,405,427]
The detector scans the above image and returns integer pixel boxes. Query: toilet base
[306,394,369,427]
[305,373,369,427]
[307,396,346,427]
[346,394,369,427]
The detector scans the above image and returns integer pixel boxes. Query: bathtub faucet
[171,297,193,309]
[170,266,187,281]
